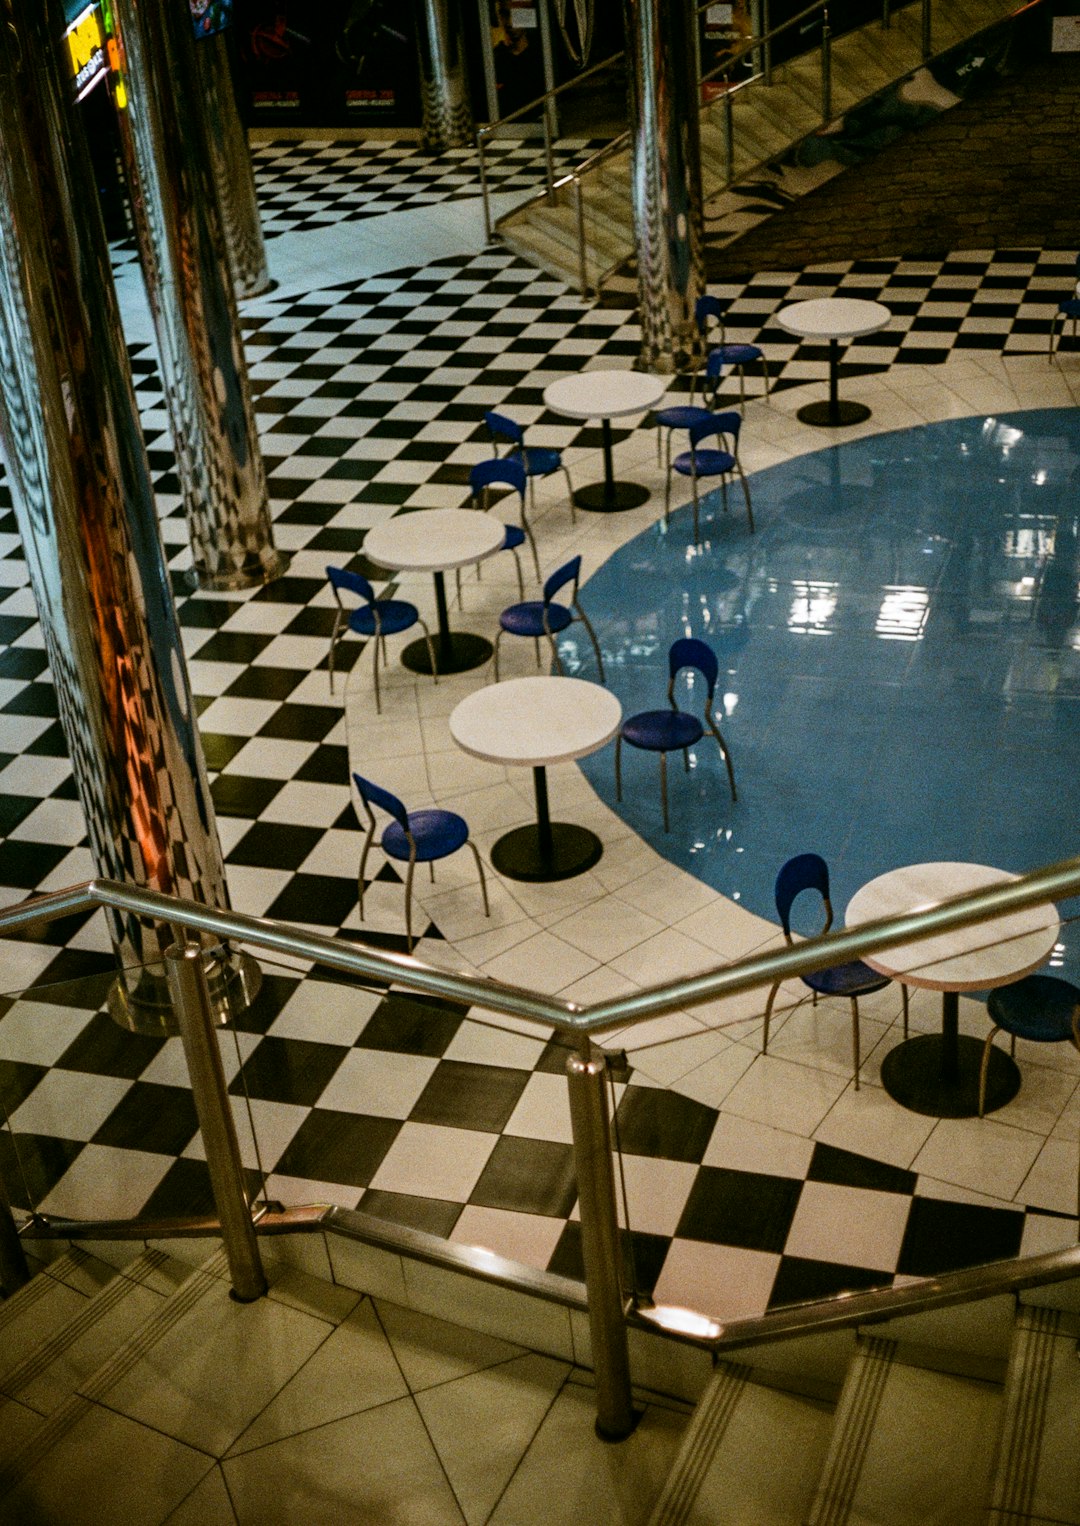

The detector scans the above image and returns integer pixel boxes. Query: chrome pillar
[623,0,705,373]
[416,0,474,150]
[196,34,272,301]
[0,0,257,1033]
[111,0,285,590]
[566,1044,636,1441]
[166,943,266,1302]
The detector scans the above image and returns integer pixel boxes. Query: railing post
[542,103,556,201]
[882,0,891,28]
[723,82,734,183]
[821,11,832,124]
[566,1041,635,1441]
[763,0,772,83]
[165,941,267,1302]
[478,127,492,241]
[574,177,589,299]
[922,0,931,58]
[0,1169,29,1294]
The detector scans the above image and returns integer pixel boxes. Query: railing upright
[723,84,735,184]
[574,177,589,298]
[165,942,266,1302]
[478,129,493,242]
[821,8,832,122]
[882,0,892,27]
[567,1042,635,1440]
[922,0,932,57]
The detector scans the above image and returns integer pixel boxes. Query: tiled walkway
[2,139,1080,1327]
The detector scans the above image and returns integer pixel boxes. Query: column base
[796,400,872,428]
[188,546,290,592]
[491,823,603,882]
[573,483,652,513]
[109,945,262,1037]
[879,1033,1021,1119]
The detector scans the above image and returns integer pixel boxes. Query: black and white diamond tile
[1,133,1078,1317]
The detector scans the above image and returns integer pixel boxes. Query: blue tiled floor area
[581,409,1080,978]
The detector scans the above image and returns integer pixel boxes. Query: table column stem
[433,570,453,664]
[828,337,840,422]
[600,418,615,494]
[533,766,554,862]
[941,989,960,1085]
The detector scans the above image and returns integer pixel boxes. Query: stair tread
[988,1305,1080,1526]
[0,1255,93,1375]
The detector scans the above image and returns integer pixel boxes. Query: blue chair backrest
[695,294,725,335]
[327,565,374,605]
[688,412,741,450]
[485,410,525,447]
[543,555,580,605]
[775,853,830,938]
[705,350,730,380]
[470,456,526,499]
[353,772,409,831]
[669,637,718,698]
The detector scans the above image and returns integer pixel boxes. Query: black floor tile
[229,1034,348,1107]
[409,1059,529,1134]
[31,949,120,1000]
[55,1013,166,1080]
[199,733,249,771]
[258,703,340,743]
[227,822,324,871]
[210,775,283,818]
[25,723,68,758]
[357,992,466,1056]
[273,1107,401,1188]
[0,796,40,835]
[229,971,303,1035]
[675,1166,803,1254]
[295,744,350,785]
[0,1058,47,1117]
[548,1221,670,1298]
[359,1187,462,1238]
[469,1135,577,1218]
[265,873,358,927]
[225,667,304,703]
[93,1082,200,1157]
[0,840,69,889]
[138,1157,264,1220]
[896,1196,1024,1277]
[767,1255,893,1310]
[194,632,273,664]
[614,1085,717,1164]
[0,1130,83,1210]
[807,1142,917,1196]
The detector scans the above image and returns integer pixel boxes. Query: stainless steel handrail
[3,856,1078,1032]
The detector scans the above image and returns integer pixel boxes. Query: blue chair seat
[712,342,762,365]
[805,960,890,999]
[1059,298,1080,318]
[620,709,703,753]
[502,524,527,552]
[987,975,1080,1044]
[499,600,573,638]
[657,405,713,432]
[348,599,421,639]
[673,447,735,478]
[522,446,562,477]
[382,809,470,864]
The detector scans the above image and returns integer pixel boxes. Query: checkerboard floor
[3,133,1080,1322]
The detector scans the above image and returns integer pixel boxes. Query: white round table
[846,862,1060,1118]
[543,369,668,513]
[776,298,891,428]
[363,508,507,674]
[450,675,622,881]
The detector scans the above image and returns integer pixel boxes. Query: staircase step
[0,1250,102,1377]
[986,1304,1080,1526]
[806,1335,1001,1526]
[0,1248,188,1418]
[648,1360,834,1525]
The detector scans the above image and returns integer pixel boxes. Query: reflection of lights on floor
[875,585,929,640]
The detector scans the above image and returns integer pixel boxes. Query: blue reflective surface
[577,410,1080,978]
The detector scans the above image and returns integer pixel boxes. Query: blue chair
[615,638,735,832]
[693,293,770,412]
[468,457,535,594]
[326,566,436,713]
[484,410,576,524]
[980,974,1080,1118]
[667,411,754,543]
[654,353,728,472]
[763,853,908,1090]
[354,773,489,953]
[1049,255,1080,363]
[493,555,605,682]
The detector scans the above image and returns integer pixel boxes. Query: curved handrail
[2,856,1078,1037]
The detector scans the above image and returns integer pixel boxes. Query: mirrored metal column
[196,32,272,301]
[622,0,705,373]
[111,0,285,590]
[416,0,473,150]
[0,0,257,1032]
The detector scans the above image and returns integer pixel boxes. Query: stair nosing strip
[993,1305,1059,1518]
[649,1360,752,1526]
[812,1335,896,1526]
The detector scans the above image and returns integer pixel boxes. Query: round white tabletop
[543,369,669,421]
[775,298,891,429]
[363,508,506,574]
[775,297,892,343]
[362,509,506,675]
[543,369,669,513]
[845,861,1060,1118]
[451,676,622,767]
[450,676,622,882]
[845,862,1059,991]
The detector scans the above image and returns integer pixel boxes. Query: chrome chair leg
[762,980,780,1054]
[614,733,623,800]
[576,608,606,683]
[327,610,345,694]
[561,465,577,524]
[978,1024,1002,1117]
[708,721,737,802]
[357,827,375,921]
[659,749,669,832]
[492,628,504,681]
[371,637,382,714]
[738,466,755,534]
[404,849,416,952]
[467,841,491,916]
[851,997,861,1091]
[418,618,439,686]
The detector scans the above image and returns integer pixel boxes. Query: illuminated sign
[190,0,234,40]
[65,4,107,101]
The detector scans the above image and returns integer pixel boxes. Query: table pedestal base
[796,400,872,428]
[573,482,651,514]
[492,822,602,882]
[401,632,492,676]
[880,1033,1021,1119]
